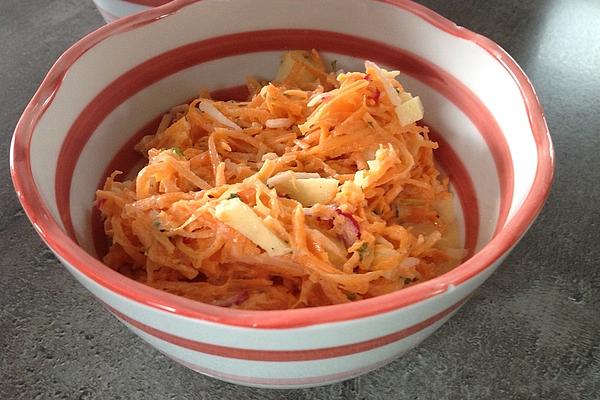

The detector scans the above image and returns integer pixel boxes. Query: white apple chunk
[267,171,339,206]
[396,96,424,127]
[275,50,321,84]
[215,198,291,257]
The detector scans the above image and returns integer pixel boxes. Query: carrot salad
[95,50,464,310]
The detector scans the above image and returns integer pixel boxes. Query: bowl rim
[10,0,554,329]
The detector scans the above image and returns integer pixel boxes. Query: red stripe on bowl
[11,0,553,329]
[106,297,466,361]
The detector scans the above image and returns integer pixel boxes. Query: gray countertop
[1,0,599,399]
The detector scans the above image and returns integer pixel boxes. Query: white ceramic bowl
[92,0,170,22]
[11,0,553,388]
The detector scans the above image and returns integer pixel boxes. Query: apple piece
[266,171,320,188]
[293,178,339,206]
[275,50,321,84]
[399,91,413,103]
[395,96,424,127]
[215,198,291,257]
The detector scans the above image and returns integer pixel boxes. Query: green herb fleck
[357,242,369,261]
[152,220,161,229]
[330,59,338,72]
[367,121,374,128]
[404,278,413,285]
[228,193,240,200]
[171,147,183,156]
[346,292,358,301]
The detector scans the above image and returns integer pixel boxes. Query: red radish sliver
[335,209,361,247]
[372,88,381,103]
[233,291,250,305]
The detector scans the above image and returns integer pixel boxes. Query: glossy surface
[1,0,598,398]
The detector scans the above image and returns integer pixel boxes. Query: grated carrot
[95,50,465,310]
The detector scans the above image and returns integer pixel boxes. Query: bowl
[92,0,171,22]
[11,0,553,388]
